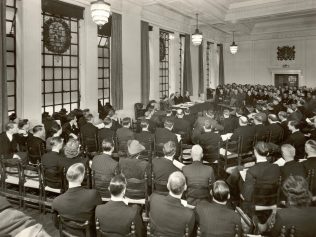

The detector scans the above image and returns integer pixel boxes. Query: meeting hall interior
[0,0,316,236]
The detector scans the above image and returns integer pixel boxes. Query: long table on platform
[172,101,214,114]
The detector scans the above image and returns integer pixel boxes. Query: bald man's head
[191,145,203,161]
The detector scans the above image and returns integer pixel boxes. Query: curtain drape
[0,0,8,132]
[141,21,150,105]
[111,13,123,110]
[198,43,204,94]
[218,43,225,85]
[183,34,192,94]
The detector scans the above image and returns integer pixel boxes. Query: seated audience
[46,123,62,151]
[135,119,154,151]
[52,163,102,236]
[229,116,255,153]
[192,120,222,162]
[182,91,191,103]
[241,142,281,214]
[280,144,305,181]
[41,136,64,189]
[285,120,306,160]
[220,109,238,134]
[149,171,195,236]
[95,174,144,237]
[116,117,134,150]
[173,109,191,144]
[270,176,316,237]
[152,141,180,190]
[119,140,150,198]
[15,119,30,152]
[59,139,88,172]
[62,113,79,142]
[0,122,19,159]
[266,114,284,144]
[155,119,179,156]
[196,180,242,236]
[183,145,215,205]
[97,117,114,148]
[91,140,118,184]
[303,139,316,194]
[80,113,98,152]
[278,111,290,140]
[27,125,46,164]
[174,92,183,105]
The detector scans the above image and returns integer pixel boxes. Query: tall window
[179,34,185,94]
[6,0,17,115]
[159,30,170,98]
[41,12,80,114]
[98,35,110,105]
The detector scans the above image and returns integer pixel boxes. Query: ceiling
[138,0,316,36]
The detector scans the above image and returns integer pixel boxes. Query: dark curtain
[111,13,123,110]
[198,43,204,94]
[0,0,8,132]
[218,44,225,85]
[141,21,150,105]
[183,34,192,94]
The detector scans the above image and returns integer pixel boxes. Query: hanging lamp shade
[192,13,203,46]
[230,32,238,54]
[91,0,111,26]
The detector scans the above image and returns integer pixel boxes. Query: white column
[79,6,98,114]
[20,0,42,125]
[118,1,142,118]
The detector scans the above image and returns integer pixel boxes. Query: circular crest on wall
[43,17,71,54]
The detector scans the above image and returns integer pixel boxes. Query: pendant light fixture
[91,0,111,26]
[230,31,238,54]
[192,13,203,46]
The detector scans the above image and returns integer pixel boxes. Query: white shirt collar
[164,155,174,161]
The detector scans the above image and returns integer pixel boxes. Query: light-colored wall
[224,35,316,87]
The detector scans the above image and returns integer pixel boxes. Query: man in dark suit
[116,117,134,151]
[183,108,196,129]
[0,122,19,159]
[266,114,284,144]
[173,109,191,144]
[27,125,46,164]
[80,114,98,152]
[288,103,304,122]
[144,111,157,134]
[253,113,269,142]
[173,92,183,105]
[303,139,316,195]
[152,141,180,191]
[91,140,118,182]
[285,120,306,160]
[194,110,223,133]
[183,145,215,205]
[220,109,238,134]
[230,116,256,153]
[196,181,242,236]
[106,109,122,132]
[52,163,102,236]
[119,140,150,198]
[149,171,195,236]
[97,118,115,148]
[95,174,144,237]
[155,119,179,156]
[61,113,79,142]
[280,144,305,181]
[135,120,154,152]
[278,111,290,140]
[192,120,222,162]
[41,136,64,189]
[241,142,281,215]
